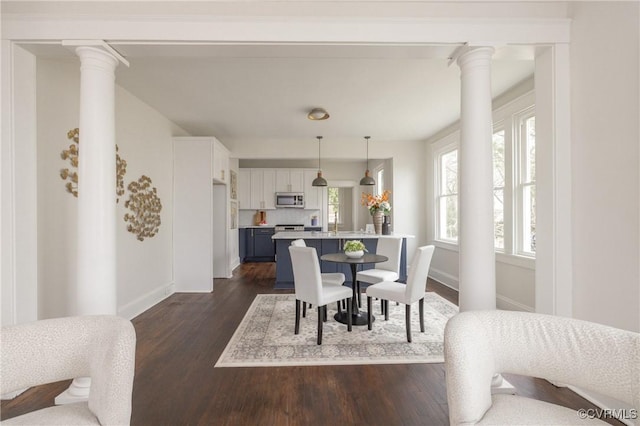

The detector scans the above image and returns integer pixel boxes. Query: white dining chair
[356,236,403,308]
[289,245,353,345]
[291,238,347,316]
[365,245,435,342]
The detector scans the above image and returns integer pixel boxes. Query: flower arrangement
[343,240,367,253]
[361,190,392,215]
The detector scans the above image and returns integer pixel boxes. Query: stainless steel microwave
[275,192,304,208]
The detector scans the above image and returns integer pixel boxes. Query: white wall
[36,58,187,319]
[569,2,639,332]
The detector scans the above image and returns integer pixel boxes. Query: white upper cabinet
[249,168,276,210]
[303,169,323,210]
[275,169,304,193]
[212,139,229,184]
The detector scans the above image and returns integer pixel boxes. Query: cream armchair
[444,310,639,425]
[1,315,137,425]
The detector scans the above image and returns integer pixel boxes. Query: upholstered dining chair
[1,315,137,426]
[289,245,353,345]
[444,310,640,425]
[356,236,403,309]
[365,245,435,342]
[291,238,346,317]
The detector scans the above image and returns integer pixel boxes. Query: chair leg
[405,304,412,342]
[317,305,323,345]
[323,305,327,322]
[419,297,425,333]
[347,298,352,332]
[380,299,384,315]
[302,302,307,318]
[367,296,373,330]
[384,300,389,321]
[295,299,301,335]
[337,301,342,314]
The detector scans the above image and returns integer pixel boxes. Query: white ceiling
[26,42,535,149]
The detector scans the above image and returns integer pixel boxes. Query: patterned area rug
[215,292,458,367]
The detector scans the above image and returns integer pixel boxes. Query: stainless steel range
[274,224,305,232]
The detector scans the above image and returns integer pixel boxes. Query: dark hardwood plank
[1,263,622,425]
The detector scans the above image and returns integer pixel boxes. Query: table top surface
[320,252,389,264]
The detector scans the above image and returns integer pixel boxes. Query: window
[327,187,341,224]
[431,91,535,260]
[376,168,384,196]
[436,148,458,242]
[517,112,536,255]
[493,128,506,250]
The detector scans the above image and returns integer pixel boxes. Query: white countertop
[272,231,414,240]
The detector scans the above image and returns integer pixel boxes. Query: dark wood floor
[2,262,621,425]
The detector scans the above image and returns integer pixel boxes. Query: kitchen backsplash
[239,209,322,227]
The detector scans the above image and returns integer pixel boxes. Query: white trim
[2,14,571,45]
[496,294,533,312]
[118,282,175,320]
[496,252,535,270]
[429,268,459,290]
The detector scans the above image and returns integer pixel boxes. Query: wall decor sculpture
[60,128,128,202]
[123,175,163,241]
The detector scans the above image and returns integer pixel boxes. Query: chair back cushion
[289,246,323,305]
[290,239,306,247]
[444,310,640,425]
[374,237,403,273]
[405,245,435,303]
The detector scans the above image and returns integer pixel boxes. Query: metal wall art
[60,128,128,203]
[123,175,163,241]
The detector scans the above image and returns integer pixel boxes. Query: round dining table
[320,252,389,326]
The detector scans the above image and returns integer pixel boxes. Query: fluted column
[56,45,120,405]
[456,46,496,312]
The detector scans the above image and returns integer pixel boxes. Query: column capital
[62,40,129,67]
[449,45,495,69]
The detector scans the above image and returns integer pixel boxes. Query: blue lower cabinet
[243,227,275,262]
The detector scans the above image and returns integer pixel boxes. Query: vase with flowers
[361,190,391,235]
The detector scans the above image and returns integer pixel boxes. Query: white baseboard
[230,257,240,272]
[497,294,534,312]
[118,282,175,320]
[428,268,459,290]
[429,268,534,312]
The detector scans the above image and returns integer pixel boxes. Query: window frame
[433,133,459,245]
[514,107,536,257]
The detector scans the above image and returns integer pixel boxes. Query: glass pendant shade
[312,136,328,187]
[360,136,376,186]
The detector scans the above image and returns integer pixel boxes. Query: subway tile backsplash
[239,209,322,227]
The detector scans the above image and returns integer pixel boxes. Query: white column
[56,45,120,405]
[456,46,496,312]
[75,46,119,316]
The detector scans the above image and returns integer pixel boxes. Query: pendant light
[312,136,328,187]
[359,136,376,186]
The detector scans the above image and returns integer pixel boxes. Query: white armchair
[1,315,137,425]
[444,310,639,425]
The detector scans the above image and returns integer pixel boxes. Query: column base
[55,377,91,405]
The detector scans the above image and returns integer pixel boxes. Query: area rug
[215,292,458,367]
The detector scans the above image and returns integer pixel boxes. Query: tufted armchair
[1,315,137,425]
[444,310,639,425]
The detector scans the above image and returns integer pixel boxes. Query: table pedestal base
[335,311,374,326]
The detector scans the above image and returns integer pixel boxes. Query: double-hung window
[432,91,535,261]
[515,109,536,255]
[435,145,459,243]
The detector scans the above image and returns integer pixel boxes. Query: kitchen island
[272,231,413,289]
